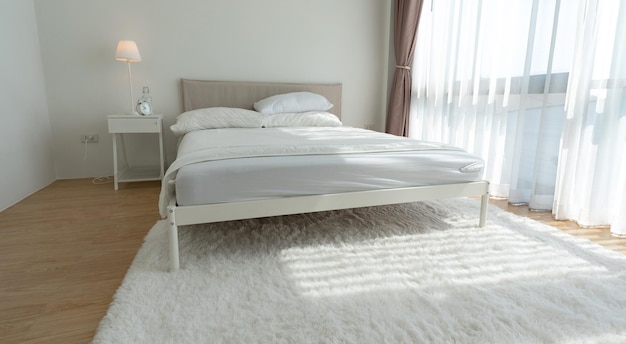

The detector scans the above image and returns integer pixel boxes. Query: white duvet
[159,127,467,217]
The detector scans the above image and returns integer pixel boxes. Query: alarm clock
[136,86,153,115]
[136,100,153,116]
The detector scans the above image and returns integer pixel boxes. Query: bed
[161,79,490,271]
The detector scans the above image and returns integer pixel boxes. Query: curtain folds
[408,0,626,234]
[553,0,626,236]
[385,0,424,137]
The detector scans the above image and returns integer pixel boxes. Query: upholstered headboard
[181,79,342,118]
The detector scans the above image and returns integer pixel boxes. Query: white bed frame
[166,79,490,271]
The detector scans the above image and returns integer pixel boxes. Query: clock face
[137,101,152,115]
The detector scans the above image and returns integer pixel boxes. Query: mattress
[161,127,484,212]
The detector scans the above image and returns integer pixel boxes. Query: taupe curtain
[385,0,424,136]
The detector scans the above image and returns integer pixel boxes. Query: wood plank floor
[1,179,624,343]
[0,179,161,344]
[489,198,626,255]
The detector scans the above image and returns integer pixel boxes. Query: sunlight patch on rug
[279,228,611,298]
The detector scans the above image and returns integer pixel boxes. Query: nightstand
[107,114,165,190]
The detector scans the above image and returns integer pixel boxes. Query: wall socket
[80,134,99,143]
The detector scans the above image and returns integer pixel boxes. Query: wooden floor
[0,179,161,344]
[1,179,624,343]
[489,198,626,255]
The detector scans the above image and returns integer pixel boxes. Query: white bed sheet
[175,150,484,206]
[163,127,484,212]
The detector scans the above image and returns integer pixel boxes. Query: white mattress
[165,127,484,208]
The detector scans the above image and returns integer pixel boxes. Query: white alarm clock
[136,86,153,115]
[136,100,153,116]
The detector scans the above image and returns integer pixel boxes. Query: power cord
[92,176,113,185]
[82,136,112,185]
[83,139,89,160]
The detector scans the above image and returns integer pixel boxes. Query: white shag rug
[93,198,626,344]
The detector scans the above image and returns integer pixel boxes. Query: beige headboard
[181,79,342,118]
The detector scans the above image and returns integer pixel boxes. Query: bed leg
[479,193,489,227]
[167,208,180,271]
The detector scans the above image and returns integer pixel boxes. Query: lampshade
[115,40,142,62]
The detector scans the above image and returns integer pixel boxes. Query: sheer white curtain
[554,0,626,235]
[409,0,626,235]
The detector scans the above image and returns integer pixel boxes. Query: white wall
[34,0,392,179]
[0,0,56,212]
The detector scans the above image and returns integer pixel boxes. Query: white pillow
[170,107,263,136]
[261,111,343,128]
[253,92,333,115]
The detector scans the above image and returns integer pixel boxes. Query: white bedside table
[107,114,165,190]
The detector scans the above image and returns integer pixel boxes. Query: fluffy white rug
[93,198,626,344]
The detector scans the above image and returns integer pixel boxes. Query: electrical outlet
[80,134,99,143]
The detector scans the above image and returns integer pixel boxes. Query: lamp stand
[126,61,138,115]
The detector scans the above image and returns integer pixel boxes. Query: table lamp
[115,40,142,115]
